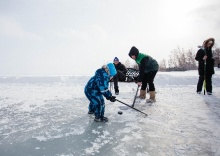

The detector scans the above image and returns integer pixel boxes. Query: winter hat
[128,46,139,58]
[113,57,119,62]
[107,63,117,77]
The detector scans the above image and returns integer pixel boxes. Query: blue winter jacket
[85,68,112,99]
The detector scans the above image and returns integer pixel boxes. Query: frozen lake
[0,69,220,156]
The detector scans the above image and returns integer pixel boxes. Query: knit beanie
[113,57,119,62]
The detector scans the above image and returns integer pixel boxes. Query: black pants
[113,70,126,90]
[141,71,157,91]
[197,75,212,93]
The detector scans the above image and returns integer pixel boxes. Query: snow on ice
[0,69,220,156]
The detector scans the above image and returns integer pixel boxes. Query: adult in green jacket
[128,46,159,103]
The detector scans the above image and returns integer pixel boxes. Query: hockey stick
[116,99,148,116]
[131,85,140,107]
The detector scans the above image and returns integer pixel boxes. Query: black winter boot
[94,116,108,122]
[88,110,94,114]
[115,88,119,95]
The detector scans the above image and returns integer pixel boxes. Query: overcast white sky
[0,0,220,76]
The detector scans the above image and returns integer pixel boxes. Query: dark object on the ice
[118,111,123,115]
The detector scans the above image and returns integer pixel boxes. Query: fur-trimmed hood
[203,38,215,49]
[102,63,116,77]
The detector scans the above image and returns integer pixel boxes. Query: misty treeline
[159,47,197,71]
[124,47,220,71]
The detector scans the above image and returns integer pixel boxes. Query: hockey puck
[118,111,123,115]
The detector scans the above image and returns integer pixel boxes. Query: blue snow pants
[84,87,105,118]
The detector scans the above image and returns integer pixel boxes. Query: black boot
[115,88,119,95]
[88,110,94,114]
[94,116,108,122]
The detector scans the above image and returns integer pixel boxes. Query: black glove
[108,96,116,102]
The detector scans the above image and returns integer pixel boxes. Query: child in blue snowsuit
[84,63,117,122]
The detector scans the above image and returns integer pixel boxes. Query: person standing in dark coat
[113,57,127,95]
[195,38,215,95]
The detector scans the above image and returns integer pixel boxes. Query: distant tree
[168,47,182,68]
[159,59,167,71]
[167,47,197,71]
[213,48,220,59]
[168,55,174,68]
[213,48,220,67]
[179,49,186,69]
[186,49,197,70]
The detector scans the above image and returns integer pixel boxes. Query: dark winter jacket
[129,46,159,82]
[195,38,215,76]
[114,62,127,75]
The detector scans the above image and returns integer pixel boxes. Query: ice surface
[0,69,220,156]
